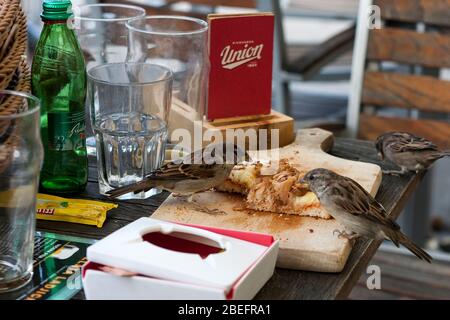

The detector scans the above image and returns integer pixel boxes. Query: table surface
[36,137,424,300]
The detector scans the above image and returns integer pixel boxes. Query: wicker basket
[0,7,28,91]
[0,57,31,174]
[0,57,31,115]
[0,0,21,50]
[0,1,31,174]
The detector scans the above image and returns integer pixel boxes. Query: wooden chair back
[346,0,450,148]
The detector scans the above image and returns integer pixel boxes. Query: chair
[346,0,450,149]
[346,0,450,245]
[262,0,356,116]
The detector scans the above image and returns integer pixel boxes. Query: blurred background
[21,0,450,299]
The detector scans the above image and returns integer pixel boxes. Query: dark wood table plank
[36,137,424,300]
[350,249,450,300]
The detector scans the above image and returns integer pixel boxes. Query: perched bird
[300,168,432,263]
[107,142,249,199]
[376,132,450,175]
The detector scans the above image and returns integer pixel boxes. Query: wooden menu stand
[168,98,295,150]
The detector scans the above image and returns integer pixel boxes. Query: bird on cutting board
[107,143,249,212]
[300,168,432,263]
[375,132,450,175]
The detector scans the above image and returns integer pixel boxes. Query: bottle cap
[41,0,73,21]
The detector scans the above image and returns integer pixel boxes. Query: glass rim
[0,90,40,119]
[126,15,208,36]
[75,3,146,22]
[87,62,173,87]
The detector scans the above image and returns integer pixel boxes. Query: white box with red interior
[82,218,279,300]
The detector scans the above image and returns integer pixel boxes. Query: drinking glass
[126,16,209,121]
[74,3,146,154]
[75,3,146,70]
[87,63,173,199]
[0,90,43,292]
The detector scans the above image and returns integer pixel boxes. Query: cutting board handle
[294,128,334,153]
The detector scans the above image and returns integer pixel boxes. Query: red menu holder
[207,13,275,121]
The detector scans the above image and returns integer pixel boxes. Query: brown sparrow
[300,168,432,263]
[107,142,249,199]
[376,132,450,175]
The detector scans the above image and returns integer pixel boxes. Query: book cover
[207,13,274,120]
[0,232,94,300]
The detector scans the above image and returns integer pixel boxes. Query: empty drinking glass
[0,90,43,292]
[87,63,172,199]
[126,16,209,121]
[75,3,146,70]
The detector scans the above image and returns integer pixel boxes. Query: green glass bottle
[32,0,87,194]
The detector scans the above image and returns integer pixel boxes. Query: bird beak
[299,178,308,187]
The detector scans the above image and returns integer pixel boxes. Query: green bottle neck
[42,19,69,25]
[36,18,84,60]
[40,19,77,39]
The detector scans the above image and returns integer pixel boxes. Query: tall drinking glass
[0,90,43,292]
[126,16,209,121]
[75,3,146,70]
[75,4,146,154]
[87,63,172,199]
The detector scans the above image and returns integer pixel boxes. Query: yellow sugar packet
[36,193,118,228]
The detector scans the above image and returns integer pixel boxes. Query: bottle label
[48,111,86,151]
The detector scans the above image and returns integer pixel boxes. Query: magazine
[0,231,94,300]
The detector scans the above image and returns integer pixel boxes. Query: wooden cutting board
[152,128,382,272]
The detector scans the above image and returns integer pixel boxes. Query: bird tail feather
[385,229,432,263]
[442,150,450,157]
[107,180,155,198]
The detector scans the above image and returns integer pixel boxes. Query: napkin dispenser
[82,218,278,300]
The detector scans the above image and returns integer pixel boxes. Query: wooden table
[36,137,424,300]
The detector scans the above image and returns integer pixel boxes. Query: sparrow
[375,132,450,175]
[300,168,432,263]
[107,142,249,199]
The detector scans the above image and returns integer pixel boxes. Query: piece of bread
[216,159,332,219]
